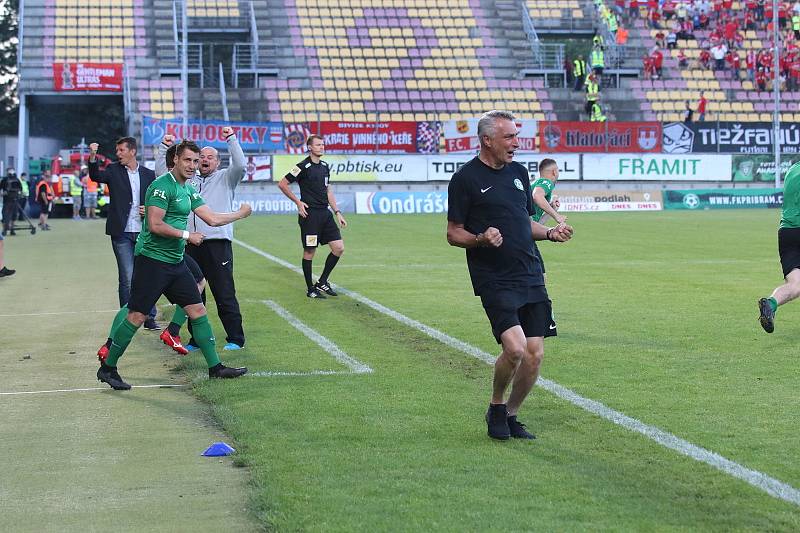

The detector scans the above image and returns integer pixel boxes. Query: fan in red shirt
[696,92,708,121]
[699,48,712,69]
[651,47,664,78]
[756,67,768,91]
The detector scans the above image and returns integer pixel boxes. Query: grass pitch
[3,210,800,531]
[188,210,799,531]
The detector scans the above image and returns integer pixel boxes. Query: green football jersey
[135,172,205,264]
[782,163,800,229]
[530,177,555,222]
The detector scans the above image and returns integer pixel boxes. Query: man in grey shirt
[155,127,247,350]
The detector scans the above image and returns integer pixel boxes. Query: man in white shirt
[88,137,160,330]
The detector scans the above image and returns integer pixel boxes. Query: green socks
[189,315,220,368]
[107,305,129,340]
[106,319,140,367]
[768,297,778,313]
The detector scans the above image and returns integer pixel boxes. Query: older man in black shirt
[278,134,347,299]
[447,110,573,441]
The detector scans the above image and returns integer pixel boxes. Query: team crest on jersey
[152,189,167,200]
[290,166,301,177]
[513,178,524,191]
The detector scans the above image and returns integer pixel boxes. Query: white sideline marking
[249,370,347,378]
[0,384,187,396]
[0,309,118,318]
[235,238,800,508]
[260,299,372,375]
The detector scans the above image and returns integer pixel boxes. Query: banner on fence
[558,190,663,211]
[731,154,800,182]
[233,192,355,214]
[539,122,662,153]
[582,153,732,180]
[315,122,417,153]
[443,119,538,153]
[273,154,427,181]
[142,116,285,151]
[426,154,580,181]
[663,121,800,154]
[244,156,271,181]
[663,188,783,209]
[53,63,123,92]
[355,191,448,214]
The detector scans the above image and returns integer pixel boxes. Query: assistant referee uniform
[285,157,341,249]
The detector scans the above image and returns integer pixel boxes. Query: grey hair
[477,110,516,138]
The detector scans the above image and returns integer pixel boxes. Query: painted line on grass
[249,370,351,378]
[0,309,119,318]
[0,384,187,396]
[235,238,800,508]
[260,299,372,375]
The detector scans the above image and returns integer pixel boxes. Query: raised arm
[154,134,174,176]
[220,127,246,188]
[87,142,111,184]
[192,203,252,227]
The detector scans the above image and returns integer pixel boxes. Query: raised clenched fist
[221,126,234,138]
[162,134,175,146]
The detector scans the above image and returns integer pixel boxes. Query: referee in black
[278,135,347,298]
[447,110,573,441]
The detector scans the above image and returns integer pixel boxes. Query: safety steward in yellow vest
[590,101,607,122]
[573,55,586,91]
[584,73,600,114]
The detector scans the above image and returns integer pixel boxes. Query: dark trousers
[186,239,245,346]
[111,232,156,319]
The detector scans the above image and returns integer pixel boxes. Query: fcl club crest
[286,130,306,151]
[542,125,562,149]
[637,126,659,150]
[456,120,469,133]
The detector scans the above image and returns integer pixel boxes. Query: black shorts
[299,208,341,248]
[778,227,800,277]
[534,244,546,274]
[127,254,203,314]
[184,253,204,284]
[480,286,556,344]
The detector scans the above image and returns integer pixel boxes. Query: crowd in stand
[635,0,800,92]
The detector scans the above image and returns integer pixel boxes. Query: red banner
[316,122,417,153]
[53,63,123,92]
[538,122,662,153]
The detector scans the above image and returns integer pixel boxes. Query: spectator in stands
[678,49,689,67]
[648,7,662,28]
[666,29,678,48]
[698,10,710,28]
[616,25,629,44]
[629,0,640,19]
[697,91,708,121]
[756,0,765,21]
[722,0,734,17]
[711,42,728,70]
[573,55,586,91]
[790,56,800,89]
[745,9,756,30]
[678,18,696,38]
[713,0,723,21]
[780,1,789,28]
[684,100,694,123]
[756,66,768,90]
[651,46,664,78]
[746,49,757,80]
[699,47,712,69]
[793,10,800,39]
[564,57,573,86]
[655,29,666,48]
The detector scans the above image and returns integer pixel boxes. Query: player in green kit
[758,161,800,333]
[530,158,566,280]
[96,140,252,390]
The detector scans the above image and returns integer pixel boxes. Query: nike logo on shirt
[549,324,557,330]
[222,261,230,266]
[480,187,492,193]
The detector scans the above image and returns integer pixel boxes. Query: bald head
[199,146,220,176]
